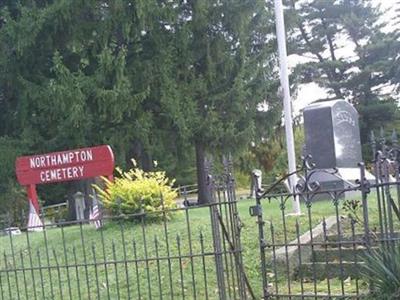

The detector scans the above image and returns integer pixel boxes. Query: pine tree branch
[319,13,336,62]
[290,0,324,63]
[290,0,343,99]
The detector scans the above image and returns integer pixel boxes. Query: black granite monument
[303,100,373,196]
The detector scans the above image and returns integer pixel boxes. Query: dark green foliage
[392,1,400,92]
[163,0,282,202]
[0,1,280,207]
[0,0,159,206]
[0,137,26,216]
[246,125,304,182]
[362,243,400,300]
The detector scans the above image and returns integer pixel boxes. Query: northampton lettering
[29,150,93,169]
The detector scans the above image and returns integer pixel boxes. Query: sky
[290,0,399,116]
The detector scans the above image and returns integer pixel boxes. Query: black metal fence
[2,132,400,300]
[0,160,252,300]
[252,130,400,299]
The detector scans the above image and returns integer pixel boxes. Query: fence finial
[370,130,377,158]
[380,127,385,142]
[392,128,398,146]
[370,130,375,143]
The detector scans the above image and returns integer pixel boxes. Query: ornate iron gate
[251,132,400,299]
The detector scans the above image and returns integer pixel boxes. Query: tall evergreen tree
[0,1,281,206]
[0,0,167,206]
[288,0,400,144]
[391,1,400,91]
[154,0,281,203]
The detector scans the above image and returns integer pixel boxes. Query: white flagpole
[274,0,301,214]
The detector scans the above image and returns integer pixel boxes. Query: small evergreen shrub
[94,161,177,220]
[362,242,400,300]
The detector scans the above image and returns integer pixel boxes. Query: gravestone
[249,169,263,198]
[303,100,373,197]
[74,191,86,221]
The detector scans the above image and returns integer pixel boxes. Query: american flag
[89,196,103,229]
[27,201,43,231]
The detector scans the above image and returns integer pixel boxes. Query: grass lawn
[0,190,395,299]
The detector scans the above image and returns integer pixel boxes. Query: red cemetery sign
[16,145,114,185]
[15,145,115,230]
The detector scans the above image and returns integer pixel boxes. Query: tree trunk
[130,140,152,171]
[195,141,212,204]
[66,182,78,221]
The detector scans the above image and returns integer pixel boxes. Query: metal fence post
[249,180,269,299]
[359,162,371,249]
[207,165,227,300]
[391,129,400,210]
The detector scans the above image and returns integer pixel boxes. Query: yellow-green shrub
[94,163,177,220]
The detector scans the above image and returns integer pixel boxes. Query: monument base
[306,168,375,201]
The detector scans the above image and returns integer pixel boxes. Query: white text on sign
[29,150,93,169]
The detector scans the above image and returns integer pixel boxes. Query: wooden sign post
[15,145,115,230]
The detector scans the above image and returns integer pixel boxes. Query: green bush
[94,162,177,220]
[234,170,251,190]
[362,242,400,300]
[43,206,69,223]
[0,181,27,228]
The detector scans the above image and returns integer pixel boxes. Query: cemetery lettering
[39,165,85,183]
